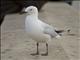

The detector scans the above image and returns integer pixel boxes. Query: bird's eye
[30,9,32,11]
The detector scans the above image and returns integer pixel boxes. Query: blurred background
[1,0,79,14]
[0,0,80,25]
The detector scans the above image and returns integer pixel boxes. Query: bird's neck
[27,14,38,19]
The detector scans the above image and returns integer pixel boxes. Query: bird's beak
[19,7,27,14]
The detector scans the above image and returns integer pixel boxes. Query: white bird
[25,6,63,56]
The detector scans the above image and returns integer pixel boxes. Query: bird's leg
[36,42,39,54]
[31,42,39,55]
[41,43,48,56]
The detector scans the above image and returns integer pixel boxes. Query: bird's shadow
[26,54,41,60]
[67,33,77,36]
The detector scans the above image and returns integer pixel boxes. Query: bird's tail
[55,29,71,36]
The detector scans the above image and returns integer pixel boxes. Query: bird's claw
[31,52,39,56]
[41,53,48,56]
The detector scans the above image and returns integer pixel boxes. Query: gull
[25,6,63,56]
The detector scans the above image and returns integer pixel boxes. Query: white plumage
[25,6,60,43]
[25,6,60,56]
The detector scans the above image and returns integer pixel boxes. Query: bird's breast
[25,18,43,34]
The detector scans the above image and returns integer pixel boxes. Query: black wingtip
[55,30,64,34]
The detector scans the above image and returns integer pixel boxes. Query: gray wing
[43,24,59,38]
[39,20,59,38]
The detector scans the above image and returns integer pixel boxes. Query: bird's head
[24,6,38,15]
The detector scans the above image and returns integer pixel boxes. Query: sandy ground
[1,2,80,60]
